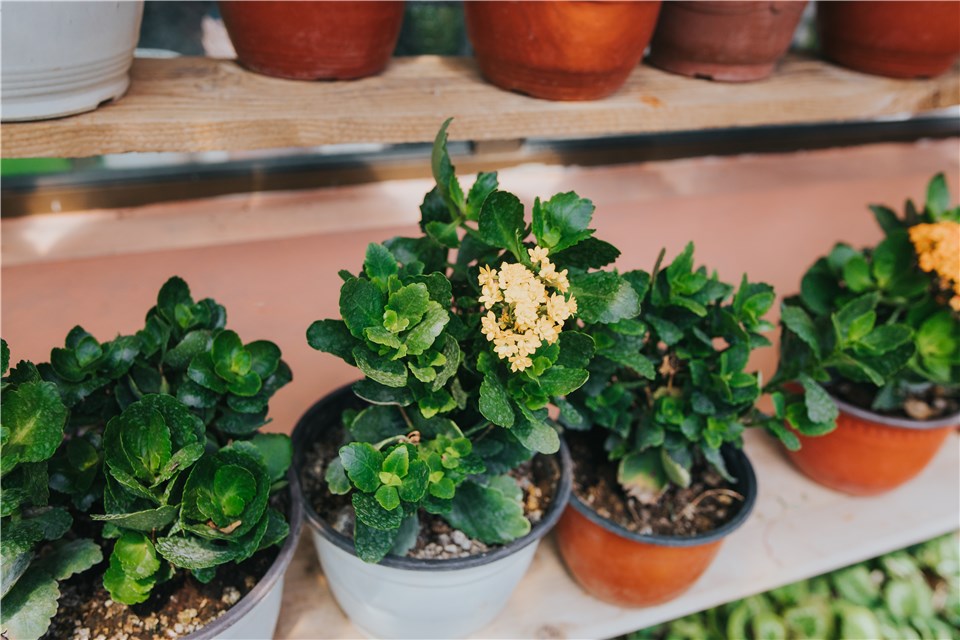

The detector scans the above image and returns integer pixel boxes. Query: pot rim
[184,466,305,640]
[829,392,960,431]
[567,445,757,548]
[293,383,573,572]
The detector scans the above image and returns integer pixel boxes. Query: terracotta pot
[219,1,405,80]
[817,1,960,79]
[556,447,756,607]
[464,0,663,101]
[648,1,807,82]
[787,394,958,496]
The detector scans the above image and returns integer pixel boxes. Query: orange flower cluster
[909,221,960,311]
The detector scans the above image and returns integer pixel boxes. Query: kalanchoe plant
[1,340,102,640]
[563,244,780,502]
[308,119,641,562]
[770,172,960,426]
[2,278,294,637]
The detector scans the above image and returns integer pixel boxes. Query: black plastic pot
[291,383,572,637]
[556,446,757,607]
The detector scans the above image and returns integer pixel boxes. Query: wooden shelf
[2,55,958,159]
[276,430,960,640]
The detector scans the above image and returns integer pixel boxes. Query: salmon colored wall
[2,140,957,433]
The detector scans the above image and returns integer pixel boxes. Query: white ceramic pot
[293,387,573,639]
[1,1,144,121]
[186,471,303,640]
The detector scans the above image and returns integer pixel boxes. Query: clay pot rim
[658,0,802,15]
[830,392,960,430]
[292,383,573,572]
[568,445,757,547]
[184,467,304,640]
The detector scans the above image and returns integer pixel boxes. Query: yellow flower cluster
[478,246,578,372]
[909,222,960,312]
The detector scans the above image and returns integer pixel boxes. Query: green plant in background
[308,119,641,562]
[770,173,960,429]
[560,243,779,502]
[0,340,102,640]
[1,279,294,638]
[626,533,960,640]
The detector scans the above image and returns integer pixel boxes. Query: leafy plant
[309,119,641,562]
[771,172,960,427]
[0,340,102,640]
[2,277,294,637]
[626,533,960,640]
[562,244,781,501]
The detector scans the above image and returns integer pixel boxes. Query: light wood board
[2,55,958,159]
[276,430,960,640]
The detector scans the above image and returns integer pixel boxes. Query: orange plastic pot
[464,0,663,101]
[647,1,807,82]
[219,1,405,80]
[787,394,957,495]
[817,1,960,78]
[556,448,756,607]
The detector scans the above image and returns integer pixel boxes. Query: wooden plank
[276,430,960,640]
[2,55,958,159]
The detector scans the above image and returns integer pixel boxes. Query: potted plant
[295,120,641,637]
[647,1,807,82]
[0,277,302,640]
[219,1,405,80]
[770,173,960,495]
[817,1,960,79]
[554,243,784,606]
[464,1,663,101]
[1,1,145,122]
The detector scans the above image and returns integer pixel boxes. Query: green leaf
[1,339,9,376]
[556,332,596,369]
[618,450,667,503]
[780,304,821,357]
[163,330,212,370]
[384,283,431,333]
[187,352,227,394]
[155,535,239,570]
[404,302,449,356]
[324,457,351,495]
[214,464,257,517]
[247,433,292,483]
[479,373,514,428]
[245,340,281,379]
[113,531,160,580]
[364,243,399,289]
[870,204,903,234]
[532,192,595,252]
[34,538,101,582]
[478,191,524,258]
[0,568,60,640]
[92,505,178,532]
[511,412,560,454]
[798,374,839,425]
[537,366,588,397]
[430,118,464,217]
[916,310,957,359]
[103,549,155,605]
[375,485,401,511]
[569,272,641,325]
[0,381,66,474]
[354,520,399,564]
[339,443,383,493]
[446,478,530,544]
[353,347,408,388]
[833,292,879,344]
[551,237,620,270]
[352,492,403,530]
[306,319,358,363]
[340,278,385,338]
[466,172,498,221]
[842,253,874,293]
[381,446,409,477]
[351,379,414,406]
[856,324,913,356]
[398,459,429,502]
[925,172,949,217]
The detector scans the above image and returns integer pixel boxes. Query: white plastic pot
[293,387,573,639]
[185,471,303,640]
[1,1,144,122]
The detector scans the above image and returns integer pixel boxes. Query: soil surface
[300,421,560,560]
[831,380,959,422]
[43,548,276,640]
[567,432,743,537]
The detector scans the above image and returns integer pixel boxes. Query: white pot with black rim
[184,469,304,640]
[292,385,572,639]
[555,443,757,607]
[1,1,144,122]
